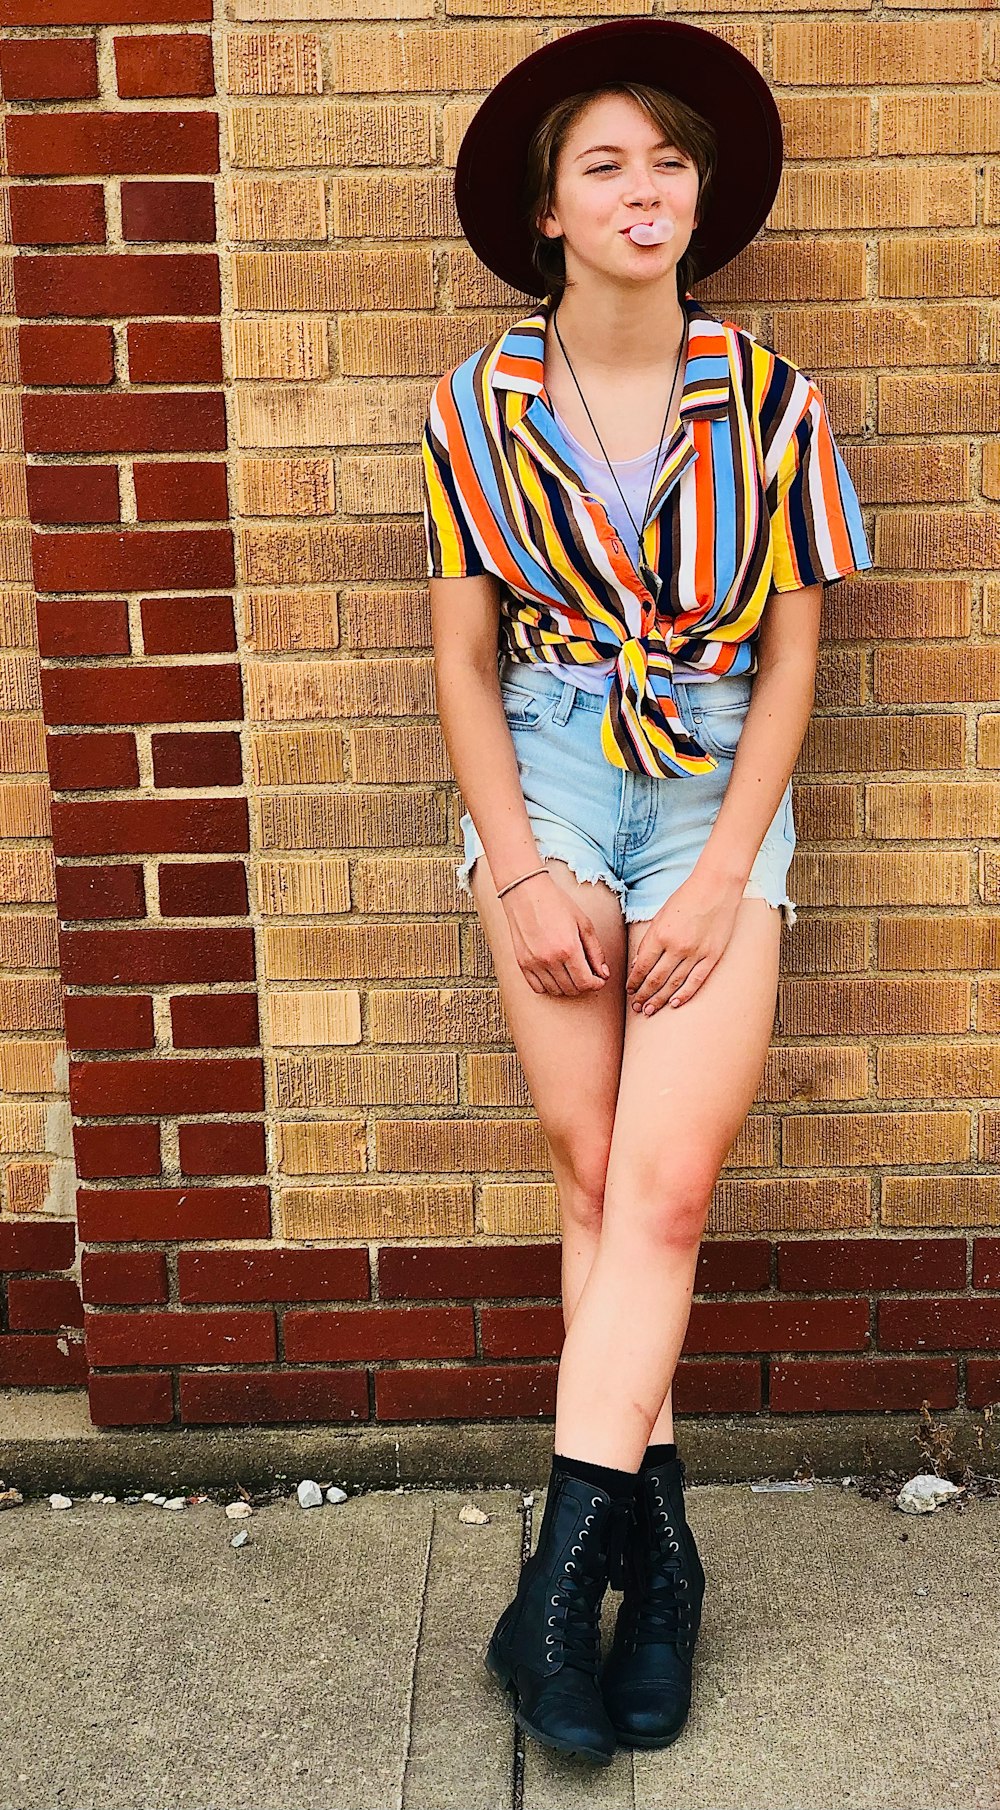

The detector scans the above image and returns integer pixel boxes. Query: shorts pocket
[500,682,559,730]
[691,698,747,760]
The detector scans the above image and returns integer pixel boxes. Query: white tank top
[542,403,714,692]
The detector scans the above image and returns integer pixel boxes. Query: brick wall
[1,2,999,1435]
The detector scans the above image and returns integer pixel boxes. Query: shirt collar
[489,290,732,423]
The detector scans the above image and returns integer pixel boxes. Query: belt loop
[553,676,575,724]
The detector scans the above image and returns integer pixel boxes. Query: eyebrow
[574,142,687,162]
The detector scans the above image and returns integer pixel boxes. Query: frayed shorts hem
[455,842,798,930]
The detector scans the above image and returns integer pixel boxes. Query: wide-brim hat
[454,17,783,298]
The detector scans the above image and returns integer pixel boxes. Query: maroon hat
[454,18,783,298]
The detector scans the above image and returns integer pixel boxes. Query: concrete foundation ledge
[0,1392,997,1496]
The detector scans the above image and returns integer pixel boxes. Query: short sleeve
[420,377,487,579]
[768,380,874,593]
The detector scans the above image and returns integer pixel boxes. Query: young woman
[421,19,873,1768]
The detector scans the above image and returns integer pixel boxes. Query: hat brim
[454,18,783,298]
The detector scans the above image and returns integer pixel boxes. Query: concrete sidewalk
[1,1476,997,1810]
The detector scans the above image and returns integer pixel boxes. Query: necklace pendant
[639,559,662,604]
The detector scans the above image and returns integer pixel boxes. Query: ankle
[552,1449,639,1502]
[641,1441,678,1470]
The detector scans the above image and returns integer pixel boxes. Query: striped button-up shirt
[421,291,873,778]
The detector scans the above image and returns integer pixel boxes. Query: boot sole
[608,1717,686,1750]
[483,1643,617,1767]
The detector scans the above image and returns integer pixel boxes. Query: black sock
[552,1449,639,1502]
[641,1441,678,1469]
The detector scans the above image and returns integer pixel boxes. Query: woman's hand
[501,872,611,997]
[626,868,743,1014]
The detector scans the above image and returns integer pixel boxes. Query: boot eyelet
[545,1634,554,1643]
[584,1513,594,1525]
[591,1495,601,1506]
[669,1540,679,1552]
[663,1524,674,1537]
[550,1595,559,1606]
[679,1578,688,1589]
[565,1560,575,1571]
[547,1652,556,1663]
[654,1494,663,1506]
[571,1543,582,1555]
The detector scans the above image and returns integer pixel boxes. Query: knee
[551,1144,609,1233]
[608,1167,715,1250]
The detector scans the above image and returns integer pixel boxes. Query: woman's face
[538,91,701,290]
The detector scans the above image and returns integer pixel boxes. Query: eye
[585,159,687,175]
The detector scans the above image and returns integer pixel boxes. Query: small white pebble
[90,1491,104,1502]
[141,1492,159,1503]
[225,1500,253,1520]
[101,1495,117,1505]
[0,1488,24,1510]
[49,1494,72,1511]
[161,1497,186,1512]
[458,1503,489,1525]
[297,1479,323,1509]
[324,1486,347,1506]
[151,1495,167,1507]
[230,1529,249,1549]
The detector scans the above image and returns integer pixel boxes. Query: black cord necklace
[550,301,686,607]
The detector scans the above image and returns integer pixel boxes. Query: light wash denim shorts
[457,657,798,928]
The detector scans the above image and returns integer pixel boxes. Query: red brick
[18,323,114,386]
[42,662,242,726]
[967,1360,1000,1408]
[47,732,138,791]
[82,1249,169,1305]
[0,38,98,99]
[10,183,104,245]
[696,1241,771,1294]
[121,180,215,241]
[70,1056,264,1114]
[180,1369,368,1425]
[127,321,221,384]
[152,731,242,788]
[178,1120,265,1176]
[60,926,255,984]
[7,114,218,179]
[5,3,212,21]
[0,1334,87,1386]
[73,1122,161,1179]
[170,992,258,1049]
[777,1237,967,1294]
[63,993,153,1050]
[86,1306,274,1367]
[56,863,145,922]
[141,596,235,654]
[158,862,248,918]
[973,1238,1000,1288]
[52,799,248,858]
[287,1306,474,1362]
[24,393,226,454]
[133,462,229,523]
[16,250,220,319]
[83,1183,268,1246]
[878,1298,1000,1350]
[672,1360,762,1414]
[88,1370,174,1427]
[377,1363,556,1421]
[0,1219,75,1271]
[684,1299,869,1353]
[27,464,119,526]
[770,1358,957,1413]
[178,1246,369,1303]
[34,528,234,595]
[480,1304,563,1358]
[37,599,130,658]
[115,33,213,98]
[378,1243,562,1301]
[7,1277,83,1331]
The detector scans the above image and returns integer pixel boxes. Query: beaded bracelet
[496,864,551,900]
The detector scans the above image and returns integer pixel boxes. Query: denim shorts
[456,657,798,927]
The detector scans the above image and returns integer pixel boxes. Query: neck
[546,280,688,379]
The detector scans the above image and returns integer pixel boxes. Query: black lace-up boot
[599,1455,706,1749]
[484,1467,623,1764]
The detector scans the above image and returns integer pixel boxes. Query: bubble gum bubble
[627,219,673,245]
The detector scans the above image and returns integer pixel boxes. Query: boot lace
[629,1489,693,1653]
[544,1495,607,1677]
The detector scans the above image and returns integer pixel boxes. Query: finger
[631,949,685,1007]
[667,955,716,1008]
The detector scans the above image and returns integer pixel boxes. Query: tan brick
[773,21,979,86]
[778,978,970,1037]
[338,310,511,378]
[0,655,42,714]
[280,1183,472,1241]
[878,511,1000,575]
[233,378,430,451]
[224,30,323,95]
[0,976,64,1033]
[231,248,432,312]
[0,1040,67,1096]
[239,520,421,584]
[0,325,19,386]
[352,857,465,914]
[0,782,50,839]
[0,848,56,905]
[228,100,433,170]
[773,165,974,237]
[706,1176,870,1234]
[880,374,996,434]
[0,717,46,774]
[0,913,58,970]
[875,647,1000,703]
[337,453,421,517]
[878,1042,1000,1099]
[881,1176,1000,1228]
[235,0,431,18]
[338,587,430,650]
[247,656,433,721]
[264,922,459,980]
[879,236,1000,302]
[277,1120,365,1175]
[369,986,506,1045]
[257,789,445,853]
[868,782,1000,840]
[269,989,361,1045]
[251,731,344,788]
[257,857,351,916]
[0,458,28,519]
[824,577,970,645]
[330,173,458,239]
[375,1117,547,1174]
[847,442,967,505]
[273,1050,456,1108]
[0,1102,47,1154]
[231,317,328,381]
[477,1183,559,1237]
[349,728,449,787]
[799,714,964,778]
[228,177,327,241]
[783,1110,969,1169]
[328,26,543,93]
[0,592,39,650]
[238,459,336,516]
[774,302,976,373]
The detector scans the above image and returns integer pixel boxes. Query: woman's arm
[429,572,547,895]
[695,581,823,890]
